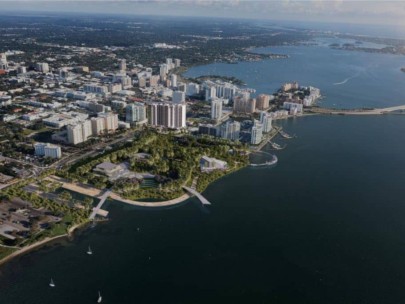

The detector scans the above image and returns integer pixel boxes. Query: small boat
[49,278,55,287]
[97,291,102,303]
[269,141,284,150]
[87,246,93,255]
[279,130,294,139]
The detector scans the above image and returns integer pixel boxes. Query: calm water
[184,44,405,109]
[2,45,405,304]
[2,115,405,303]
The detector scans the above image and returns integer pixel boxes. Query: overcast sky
[1,1,405,26]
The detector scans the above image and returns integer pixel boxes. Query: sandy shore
[0,222,88,267]
[0,178,192,267]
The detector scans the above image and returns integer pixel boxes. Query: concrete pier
[182,186,211,205]
[89,190,111,220]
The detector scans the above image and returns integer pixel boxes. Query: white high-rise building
[251,121,263,145]
[172,91,185,104]
[186,83,200,96]
[205,86,217,101]
[67,124,84,145]
[166,58,173,69]
[174,59,181,68]
[260,111,272,133]
[0,53,8,69]
[126,103,146,124]
[171,74,178,88]
[36,62,49,73]
[119,59,126,72]
[67,113,118,144]
[149,103,186,129]
[82,120,92,140]
[160,64,168,80]
[211,98,223,121]
[91,116,106,135]
[220,121,240,141]
[67,120,93,145]
[98,112,119,132]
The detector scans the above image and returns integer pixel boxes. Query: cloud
[0,0,405,27]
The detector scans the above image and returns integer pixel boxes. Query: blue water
[184,45,405,109]
[2,115,405,304]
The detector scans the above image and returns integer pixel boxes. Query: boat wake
[333,71,361,86]
[249,151,278,167]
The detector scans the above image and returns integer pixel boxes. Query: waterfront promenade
[47,176,191,208]
[182,186,211,205]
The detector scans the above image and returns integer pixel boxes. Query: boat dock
[89,190,111,220]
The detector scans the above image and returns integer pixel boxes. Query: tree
[58,191,72,201]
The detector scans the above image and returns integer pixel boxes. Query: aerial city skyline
[1,2,405,303]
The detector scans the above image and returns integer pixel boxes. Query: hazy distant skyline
[1,1,405,27]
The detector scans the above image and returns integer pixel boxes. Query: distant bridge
[308,104,405,115]
[89,190,111,220]
[182,186,211,205]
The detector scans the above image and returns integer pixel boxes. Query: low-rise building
[94,162,125,179]
[34,143,62,159]
[283,102,303,115]
[200,156,228,172]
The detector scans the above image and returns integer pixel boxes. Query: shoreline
[0,221,88,267]
[0,159,247,267]
[46,176,192,207]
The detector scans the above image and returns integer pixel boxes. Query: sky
[1,0,405,27]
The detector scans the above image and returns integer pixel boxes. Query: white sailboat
[49,278,55,287]
[97,291,102,303]
[87,246,93,255]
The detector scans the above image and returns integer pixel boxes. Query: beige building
[91,116,106,135]
[233,96,256,114]
[256,94,270,110]
[98,112,119,132]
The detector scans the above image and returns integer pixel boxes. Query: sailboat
[97,291,102,303]
[87,246,93,255]
[49,278,55,287]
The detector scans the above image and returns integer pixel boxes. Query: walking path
[47,176,191,208]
